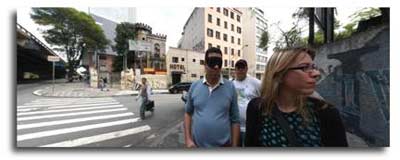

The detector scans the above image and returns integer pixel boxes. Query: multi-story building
[239,7,269,80]
[178,7,243,78]
[89,7,136,23]
[166,47,205,85]
[82,13,119,88]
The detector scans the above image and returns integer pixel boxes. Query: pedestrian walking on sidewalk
[184,47,240,148]
[245,47,348,147]
[232,59,261,147]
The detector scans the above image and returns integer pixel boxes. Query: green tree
[30,8,108,82]
[273,20,307,51]
[335,7,381,41]
[258,29,270,51]
[113,22,136,72]
[273,8,309,50]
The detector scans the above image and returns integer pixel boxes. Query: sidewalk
[32,81,169,98]
[155,121,369,147]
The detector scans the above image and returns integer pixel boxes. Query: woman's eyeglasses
[288,64,319,73]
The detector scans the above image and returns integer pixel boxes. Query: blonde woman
[245,47,348,147]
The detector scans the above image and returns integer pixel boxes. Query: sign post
[47,56,60,93]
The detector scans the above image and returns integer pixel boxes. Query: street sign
[47,56,60,62]
[128,40,152,52]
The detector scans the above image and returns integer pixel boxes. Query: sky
[17,7,363,59]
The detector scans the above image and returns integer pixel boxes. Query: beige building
[239,8,269,80]
[178,7,243,78]
[166,47,205,85]
[134,23,167,74]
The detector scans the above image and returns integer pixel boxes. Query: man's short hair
[235,59,248,68]
[205,47,222,60]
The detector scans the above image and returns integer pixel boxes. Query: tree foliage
[113,22,136,72]
[258,29,270,51]
[335,7,381,41]
[30,8,109,81]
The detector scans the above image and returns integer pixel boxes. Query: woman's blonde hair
[260,47,316,121]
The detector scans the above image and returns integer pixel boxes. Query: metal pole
[52,61,55,93]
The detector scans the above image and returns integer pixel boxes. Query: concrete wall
[314,25,389,146]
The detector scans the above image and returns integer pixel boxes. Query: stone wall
[314,25,389,146]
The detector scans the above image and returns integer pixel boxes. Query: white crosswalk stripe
[20,100,117,108]
[17,112,134,130]
[41,125,151,147]
[17,102,121,112]
[17,98,151,147]
[17,104,123,116]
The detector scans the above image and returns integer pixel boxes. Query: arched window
[154,43,160,58]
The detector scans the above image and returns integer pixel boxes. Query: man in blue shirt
[184,47,240,148]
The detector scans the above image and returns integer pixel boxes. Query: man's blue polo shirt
[185,77,240,147]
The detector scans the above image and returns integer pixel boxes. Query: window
[217,7,220,12]
[216,31,220,39]
[217,45,221,49]
[200,75,204,79]
[231,60,234,67]
[238,50,241,56]
[172,57,179,63]
[224,60,228,67]
[223,8,228,16]
[231,24,234,31]
[231,36,235,44]
[224,21,227,29]
[237,27,241,34]
[230,12,234,19]
[223,33,228,41]
[207,28,213,37]
[224,47,228,54]
[237,15,241,22]
[208,43,212,49]
[181,58,185,62]
[208,14,212,23]
[191,74,197,78]
[200,60,205,65]
[217,18,220,26]
[193,59,196,62]
[231,48,234,55]
[238,38,241,45]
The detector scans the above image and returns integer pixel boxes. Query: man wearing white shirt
[232,59,261,146]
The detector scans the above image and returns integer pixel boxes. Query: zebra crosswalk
[16,97,151,147]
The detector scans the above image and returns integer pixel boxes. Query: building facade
[133,23,167,75]
[82,13,119,88]
[166,47,205,85]
[239,7,268,80]
[89,7,136,23]
[178,7,243,78]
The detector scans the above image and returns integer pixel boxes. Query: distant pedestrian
[99,77,104,91]
[245,47,348,147]
[103,77,109,91]
[184,47,240,148]
[136,78,152,119]
[232,59,261,147]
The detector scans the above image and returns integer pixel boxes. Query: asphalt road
[16,83,185,148]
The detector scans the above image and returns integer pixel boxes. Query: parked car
[169,82,192,94]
